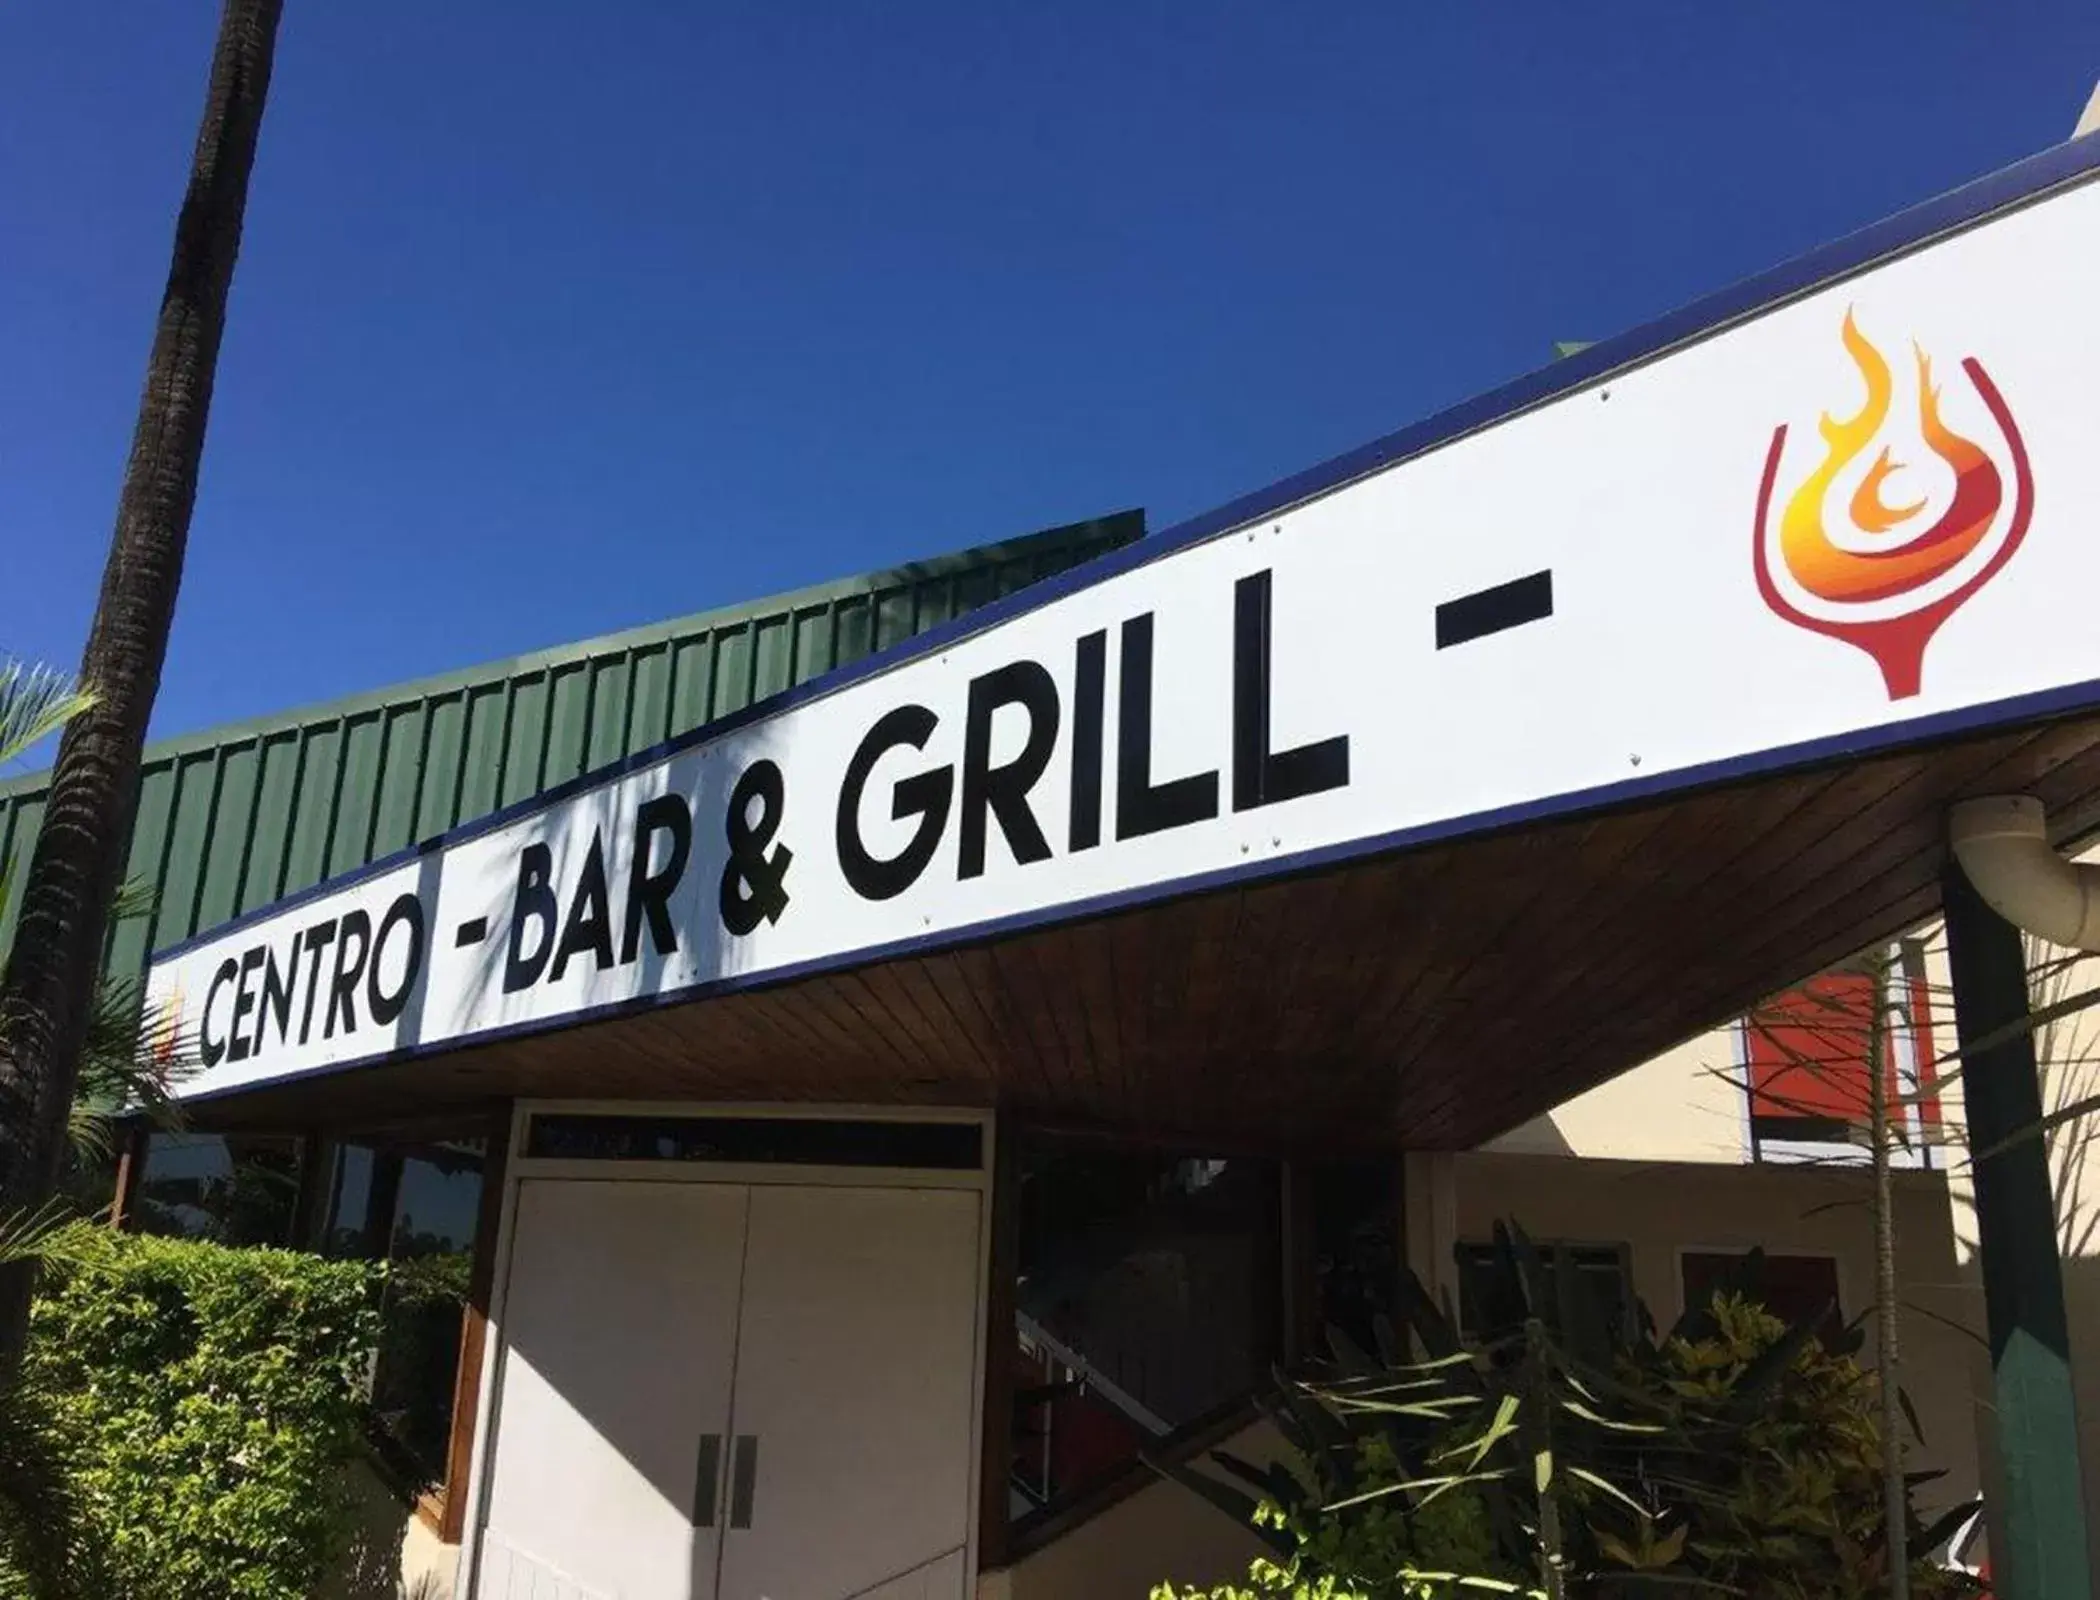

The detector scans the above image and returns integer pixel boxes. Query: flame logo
[1754,309,2031,698]
[147,979,184,1068]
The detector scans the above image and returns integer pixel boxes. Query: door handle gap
[729,1434,759,1529]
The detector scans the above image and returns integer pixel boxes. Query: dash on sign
[455,916,489,948]
[1434,570,1554,650]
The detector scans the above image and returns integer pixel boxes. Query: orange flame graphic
[148,979,185,1067]
[1754,310,2031,698]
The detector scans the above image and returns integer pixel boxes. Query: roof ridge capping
[0,510,1143,801]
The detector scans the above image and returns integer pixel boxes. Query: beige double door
[474,1177,982,1600]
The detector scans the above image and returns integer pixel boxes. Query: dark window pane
[1011,1143,1280,1523]
[1681,1251,1844,1344]
[524,1113,982,1170]
[318,1143,378,1257]
[133,1133,300,1246]
[1455,1241,1631,1364]
[391,1146,482,1257]
[370,1139,485,1492]
[1308,1161,1399,1362]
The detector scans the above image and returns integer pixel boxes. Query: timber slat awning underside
[192,709,2100,1152]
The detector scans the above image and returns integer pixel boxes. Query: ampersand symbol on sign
[720,759,793,936]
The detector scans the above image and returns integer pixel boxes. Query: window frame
[296,1114,510,1542]
[1451,1237,1635,1349]
[125,1128,309,1247]
[1674,1245,1847,1342]
[432,1117,510,1543]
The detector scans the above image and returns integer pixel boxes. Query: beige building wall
[1486,1028,1750,1164]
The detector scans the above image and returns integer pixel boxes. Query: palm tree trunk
[0,0,284,1372]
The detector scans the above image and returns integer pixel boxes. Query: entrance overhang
[154,132,2100,1153]
[180,709,2100,1149]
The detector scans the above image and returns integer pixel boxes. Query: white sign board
[148,155,2100,1101]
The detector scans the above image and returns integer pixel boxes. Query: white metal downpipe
[1947,795,2100,951]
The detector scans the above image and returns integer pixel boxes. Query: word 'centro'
[196,892,425,1068]
[196,565,1349,1061]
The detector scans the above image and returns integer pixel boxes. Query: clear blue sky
[5,2,2097,756]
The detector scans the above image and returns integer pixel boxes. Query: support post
[1940,861,2092,1599]
[976,1120,1019,1573]
[1402,1151,1460,1321]
[107,1122,149,1231]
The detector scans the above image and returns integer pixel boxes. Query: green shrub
[18,1223,384,1600]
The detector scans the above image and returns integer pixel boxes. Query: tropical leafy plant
[1654,1293,1980,1599]
[1153,1220,1983,1600]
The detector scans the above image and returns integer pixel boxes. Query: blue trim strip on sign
[153,129,2100,971]
[181,666,2100,1107]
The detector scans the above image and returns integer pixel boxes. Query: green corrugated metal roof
[0,511,1141,975]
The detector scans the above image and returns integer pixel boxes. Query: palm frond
[106,875,158,929]
[0,1200,98,1273]
[76,972,195,1132]
[0,660,95,772]
[63,1100,116,1169]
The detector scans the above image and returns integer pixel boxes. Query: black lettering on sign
[297,920,337,1045]
[958,659,1059,881]
[1068,630,1106,853]
[551,831,616,982]
[200,957,238,1069]
[837,706,951,902]
[227,947,265,1063]
[368,892,426,1027]
[721,760,793,935]
[1115,612,1219,840]
[1434,569,1553,650]
[259,936,300,1053]
[504,843,559,993]
[1231,569,1350,812]
[621,795,691,964]
[325,911,371,1038]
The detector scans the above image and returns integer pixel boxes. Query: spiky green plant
[1152,1220,1983,1600]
